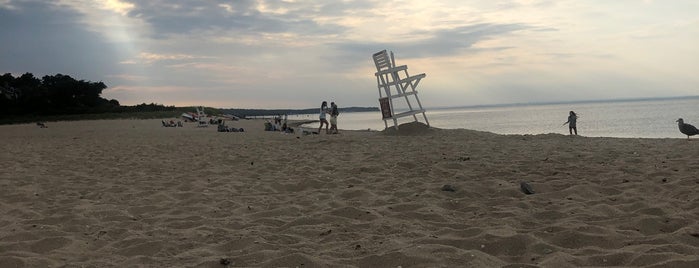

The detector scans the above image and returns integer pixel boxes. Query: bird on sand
[676,118,699,139]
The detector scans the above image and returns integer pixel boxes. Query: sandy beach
[1,118,698,267]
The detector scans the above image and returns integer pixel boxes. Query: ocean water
[295,97,699,139]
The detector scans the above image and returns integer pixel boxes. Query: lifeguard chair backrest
[372,50,393,71]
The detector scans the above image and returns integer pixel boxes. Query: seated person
[264,121,278,131]
[281,123,293,133]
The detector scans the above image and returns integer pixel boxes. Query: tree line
[0,72,376,123]
[0,73,178,117]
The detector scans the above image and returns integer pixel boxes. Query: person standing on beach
[563,111,578,135]
[329,102,339,134]
[318,101,329,134]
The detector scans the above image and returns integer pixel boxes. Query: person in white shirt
[318,101,329,134]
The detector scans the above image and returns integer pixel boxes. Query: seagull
[676,118,699,139]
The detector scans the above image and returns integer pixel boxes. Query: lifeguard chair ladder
[372,50,429,130]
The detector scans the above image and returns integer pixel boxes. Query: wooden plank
[386,91,417,99]
[376,74,424,88]
[375,66,408,76]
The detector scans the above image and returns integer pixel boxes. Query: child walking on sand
[563,111,578,135]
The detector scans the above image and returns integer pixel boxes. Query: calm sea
[295,97,699,138]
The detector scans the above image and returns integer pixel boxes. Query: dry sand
[0,118,698,267]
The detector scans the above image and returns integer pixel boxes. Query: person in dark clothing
[329,102,339,134]
[563,111,578,135]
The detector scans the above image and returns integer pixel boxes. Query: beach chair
[373,49,429,130]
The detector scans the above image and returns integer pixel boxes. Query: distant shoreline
[219,106,379,117]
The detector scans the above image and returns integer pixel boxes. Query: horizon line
[426,95,699,110]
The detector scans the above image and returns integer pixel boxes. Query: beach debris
[354,244,361,250]
[520,181,535,195]
[441,184,456,192]
[219,258,231,265]
[320,229,332,236]
[676,118,699,139]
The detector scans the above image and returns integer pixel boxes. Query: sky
[1,0,698,109]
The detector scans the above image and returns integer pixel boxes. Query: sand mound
[381,121,434,135]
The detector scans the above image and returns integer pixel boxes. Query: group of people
[264,120,293,133]
[162,120,183,127]
[318,101,339,134]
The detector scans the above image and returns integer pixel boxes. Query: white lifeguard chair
[372,50,429,130]
[196,106,208,127]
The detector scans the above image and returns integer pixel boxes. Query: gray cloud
[125,0,351,37]
[402,23,530,56]
[331,23,530,70]
[0,1,126,81]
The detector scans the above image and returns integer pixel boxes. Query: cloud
[122,0,351,38]
[0,1,127,80]
[2,0,698,109]
[330,22,530,72]
[0,0,18,10]
[134,52,212,64]
[399,23,530,56]
[101,0,134,15]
